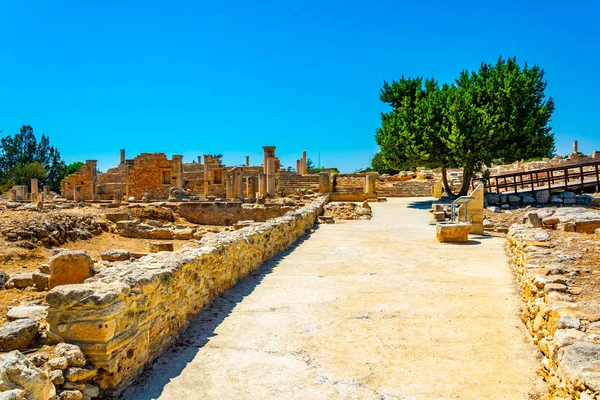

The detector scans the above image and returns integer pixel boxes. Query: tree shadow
[119,228,317,400]
[407,199,433,210]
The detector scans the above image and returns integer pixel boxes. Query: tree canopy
[0,125,67,193]
[375,56,555,197]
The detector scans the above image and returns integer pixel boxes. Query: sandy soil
[124,198,545,400]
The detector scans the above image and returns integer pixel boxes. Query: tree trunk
[459,169,473,197]
[441,167,458,199]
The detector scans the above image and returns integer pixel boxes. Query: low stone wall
[329,192,376,202]
[45,195,328,395]
[169,201,295,225]
[508,226,600,399]
[376,179,435,197]
[333,174,366,192]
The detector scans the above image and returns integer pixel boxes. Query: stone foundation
[45,196,328,395]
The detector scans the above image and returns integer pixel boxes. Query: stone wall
[60,162,96,200]
[169,202,296,225]
[376,178,435,197]
[333,174,365,193]
[508,226,600,399]
[127,153,174,200]
[45,195,328,395]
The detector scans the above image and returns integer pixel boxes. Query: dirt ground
[124,198,545,400]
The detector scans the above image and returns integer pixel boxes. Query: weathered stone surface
[0,351,55,400]
[6,306,48,322]
[81,383,99,398]
[48,356,69,370]
[27,353,48,367]
[535,189,550,204]
[0,319,38,351]
[57,390,83,400]
[49,369,65,385]
[9,274,33,289]
[31,272,49,291]
[49,250,94,289]
[559,342,600,386]
[100,249,130,262]
[104,212,129,223]
[54,343,86,368]
[561,191,578,204]
[0,389,26,400]
[64,366,97,382]
[172,228,194,240]
[574,220,600,234]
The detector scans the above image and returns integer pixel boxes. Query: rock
[173,228,194,240]
[0,351,55,400]
[535,189,550,203]
[104,212,129,223]
[64,366,97,382]
[54,343,86,368]
[554,328,585,349]
[520,193,536,204]
[57,390,83,400]
[27,353,48,367]
[48,369,65,385]
[361,200,371,209]
[528,213,542,228]
[550,196,563,204]
[38,264,50,274]
[47,356,69,370]
[0,319,39,351]
[486,206,501,213]
[558,342,600,388]
[561,191,578,204]
[0,271,10,288]
[507,195,520,204]
[0,389,26,400]
[31,272,49,291]
[81,384,99,398]
[6,306,48,322]
[486,194,500,205]
[9,274,33,289]
[148,242,173,253]
[49,250,94,289]
[99,249,130,262]
[534,232,550,242]
[578,194,593,206]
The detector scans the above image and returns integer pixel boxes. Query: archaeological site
[1,140,600,400]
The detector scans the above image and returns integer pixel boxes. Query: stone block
[6,305,48,322]
[148,242,174,253]
[574,220,600,234]
[535,189,550,203]
[485,194,500,205]
[9,273,33,289]
[433,211,445,222]
[0,319,39,351]
[436,222,471,243]
[31,272,49,291]
[0,351,55,399]
[508,195,521,204]
[54,343,87,368]
[49,251,94,289]
[100,249,131,262]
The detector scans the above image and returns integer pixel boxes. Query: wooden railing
[471,160,600,194]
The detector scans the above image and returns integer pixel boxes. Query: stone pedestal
[7,189,16,201]
[365,172,379,194]
[43,185,49,196]
[15,186,27,201]
[319,172,331,193]
[31,179,38,196]
[466,183,484,235]
[74,186,82,203]
[258,173,267,196]
[436,222,472,242]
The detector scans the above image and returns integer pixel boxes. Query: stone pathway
[124,198,544,400]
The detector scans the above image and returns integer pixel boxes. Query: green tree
[65,161,84,176]
[375,57,555,197]
[9,163,47,187]
[0,125,67,192]
[305,158,339,175]
[371,152,400,175]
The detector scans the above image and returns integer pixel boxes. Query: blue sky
[0,0,598,173]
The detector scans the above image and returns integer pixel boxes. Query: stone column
[172,155,184,189]
[258,173,267,196]
[87,160,97,201]
[120,149,126,164]
[466,183,484,235]
[7,189,16,201]
[246,156,250,167]
[573,140,579,154]
[43,185,49,196]
[15,186,27,201]
[225,176,233,199]
[365,172,378,194]
[31,179,39,202]
[319,172,331,193]
[262,146,276,196]
[232,168,243,199]
[74,186,82,203]
[246,176,257,198]
[203,154,211,195]
[301,150,307,175]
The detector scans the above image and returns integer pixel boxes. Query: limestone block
[6,306,48,322]
[0,351,55,400]
[100,249,131,262]
[574,220,600,234]
[148,242,174,252]
[54,343,87,368]
[0,319,39,351]
[0,271,10,288]
[31,272,49,291]
[436,223,471,243]
[8,273,33,289]
[49,251,94,289]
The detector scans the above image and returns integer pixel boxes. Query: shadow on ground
[119,228,318,400]
[407,199,433,210]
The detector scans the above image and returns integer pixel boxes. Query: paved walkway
[125,198,543,400]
